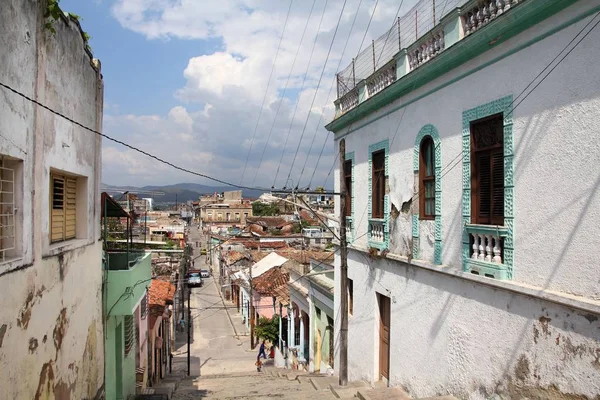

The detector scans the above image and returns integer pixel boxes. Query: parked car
[188,272,203,288]
[200,248,207,255]
[200,269,210,278]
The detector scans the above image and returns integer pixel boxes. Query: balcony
[464,224,508,279]
[368,218,389,250]
[333,0,530,116]
[105,251,152,316]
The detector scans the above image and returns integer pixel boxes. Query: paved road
[178,226,256,378]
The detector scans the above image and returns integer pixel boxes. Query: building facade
[0,2,104,399]
[327,0,600,398]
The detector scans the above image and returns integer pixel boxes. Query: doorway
[377,293,390,380]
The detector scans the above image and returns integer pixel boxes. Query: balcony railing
[408,29,445,70]
[106,250,147,271]
[368,218,388,250]
[339,88,359,114]
[465,224,508,279]
[366,61,397,98]
[462,0,522,36]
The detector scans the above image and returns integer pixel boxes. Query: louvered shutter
[477,153,491,222]
[51,176,65,243]
[491,151,504,224]
[65,177,77,239]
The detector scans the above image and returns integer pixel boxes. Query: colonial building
[327,0,600,397]
[0,2,104,399]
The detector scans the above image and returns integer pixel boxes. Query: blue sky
[57,0,418,189]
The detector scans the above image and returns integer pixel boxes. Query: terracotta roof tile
[252,267,289,296]
[246,217,291,227]
[148,279,176,307]
[275,250,334,265]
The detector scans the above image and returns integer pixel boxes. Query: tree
[252,202,280,216]
[255,315,279,343]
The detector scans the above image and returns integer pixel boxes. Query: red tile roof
[224,250,248,265]
[246,217,292,227]
[276,249,334,265]
[148,279,176,308]
[252,267,290,296]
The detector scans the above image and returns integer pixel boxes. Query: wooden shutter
[419,137,436,220]
[51,176,65,243]
[51,174,77,243]
[491,152,504,222]
[65,177,77,239]
[372,151,385,219]
[344,160,352,217]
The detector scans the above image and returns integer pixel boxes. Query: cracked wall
[0,1,104,399]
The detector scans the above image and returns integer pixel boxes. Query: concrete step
[329,380,370,399]
[357,387,411,400]
[416,397,459,400]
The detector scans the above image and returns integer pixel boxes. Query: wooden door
[315,329,322,369]
[378,294,390,380]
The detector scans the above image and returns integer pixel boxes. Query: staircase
[170,361,458,400]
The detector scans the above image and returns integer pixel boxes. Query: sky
[60,0,421,190]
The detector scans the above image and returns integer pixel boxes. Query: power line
[0,80,270,193]
[239,0,294,185]
[296,0,367,187]
[251,0,326,187]
[273,0,350,188]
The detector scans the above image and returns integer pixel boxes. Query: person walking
[258,340,267,359]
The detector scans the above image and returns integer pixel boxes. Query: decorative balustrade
[463,0,523,36]
[470,232,503,263]
[339,88,359,114]
[368,218,387,248]
[465,224,508,274]
[366,62,397,98]
[345,217,353,240]
[408,31,445,70]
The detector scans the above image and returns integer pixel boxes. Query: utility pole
[187,286,191,376]
[339,138,349,386]
[249,261,255,350]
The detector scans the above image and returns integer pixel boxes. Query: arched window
[419,136,435,219]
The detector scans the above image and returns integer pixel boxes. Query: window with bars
[344,159,352,217]
[372,150,386,219]
[419,136,436,220]
[0,158,16,262]
[50,173,77,243]
[471,114,504,225]
[141,292,148,320]
[124,314,135,356]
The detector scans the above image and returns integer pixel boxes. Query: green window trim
[345,151,355,243]
[462,95,514,279]
[413,124,442,264]
[368,140,390,250]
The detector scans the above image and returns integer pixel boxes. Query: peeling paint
[53,308,68,358]
[17,289,35,329]
[514,355,530,382]
[583,313,598,323]
[29,337,38,353]
[505,381,599,400]
[0,324,6,347]
[34,361,55,400]
[539,316,552,336]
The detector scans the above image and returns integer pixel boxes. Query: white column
[299,314,305,360]
[289,307,295,348]
[278,304,282,350]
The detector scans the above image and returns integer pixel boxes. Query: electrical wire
[251,0,327,187]
[239,0,294,184]
[273,0,349,188]
[0,80,270,192]
[296,0,367,187]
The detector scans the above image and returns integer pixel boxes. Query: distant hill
[101,182,268,203]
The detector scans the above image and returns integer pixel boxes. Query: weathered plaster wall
[0,1,104,399]
[343,251,600,399]
[332,1,600,398]
[335,0,600,297]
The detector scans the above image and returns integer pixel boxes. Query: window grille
[124,315,136,356]
[0,159,15,262]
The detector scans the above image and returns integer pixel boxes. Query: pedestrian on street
[258,340,267,359]
[255,356,263,372]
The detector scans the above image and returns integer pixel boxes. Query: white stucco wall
[0,2,104,399]
[331,1,600,398]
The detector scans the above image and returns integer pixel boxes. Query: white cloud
[106,0,421,188]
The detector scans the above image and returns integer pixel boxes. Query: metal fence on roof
[337,0,468,98]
